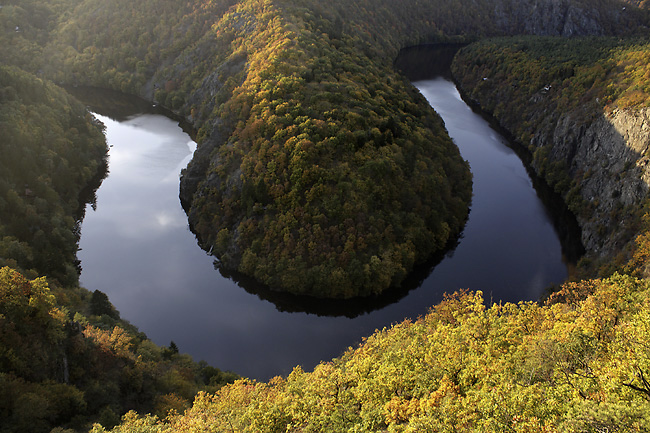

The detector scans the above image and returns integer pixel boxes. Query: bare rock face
[573,108,650,208]
[492,0,636,37]
[530,107,650,257]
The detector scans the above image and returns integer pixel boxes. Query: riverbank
[452,37,650,275]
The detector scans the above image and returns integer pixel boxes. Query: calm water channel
[77,51,573,380]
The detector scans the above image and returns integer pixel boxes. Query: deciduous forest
[2,0,650,431]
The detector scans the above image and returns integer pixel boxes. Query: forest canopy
[88,272,650,432]
[0,65,107,286]
[178,0,473,298]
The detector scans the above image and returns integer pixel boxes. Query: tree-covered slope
[43,0,239,95]
[0,0,112,287]
[0,266,239,433]
[176,1,472,298]
[0,65,106,286]
[90,270,650,432]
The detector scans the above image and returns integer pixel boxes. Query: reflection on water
[217,241,454,318]
[77,60,572,380]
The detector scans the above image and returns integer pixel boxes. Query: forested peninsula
[3,0,650,431]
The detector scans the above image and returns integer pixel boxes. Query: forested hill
[0,65,106,286]
[38,0,649,298]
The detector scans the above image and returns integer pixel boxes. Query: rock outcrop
[537,107,650,257]
[493,0,628,37]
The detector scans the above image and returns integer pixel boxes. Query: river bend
[77,77,568,380]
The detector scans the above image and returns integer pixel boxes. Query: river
[76,52,574,381]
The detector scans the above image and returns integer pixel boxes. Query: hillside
[0,65,106,286]
[89,273,650,432]
[2,0,650,431]
[0,265,240,433]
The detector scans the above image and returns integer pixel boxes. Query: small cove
[76,51,574,380]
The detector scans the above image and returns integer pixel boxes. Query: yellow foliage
[82,325,134,359]
[98,273,650,432]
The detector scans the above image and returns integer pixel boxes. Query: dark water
[77,56,572,380]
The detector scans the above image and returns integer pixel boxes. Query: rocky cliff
[544,107,650,257]
[492,0,641,37]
